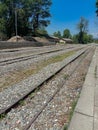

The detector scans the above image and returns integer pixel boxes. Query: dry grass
[0,51,75,91]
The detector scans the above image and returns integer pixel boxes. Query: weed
[29,92,35,99]
[95,66,97,78]
[69,101,77,121]
[64,74,69,80]
[19,100,25,106]
[0,113,6,120]
[63,99,78,130]
[29,87,40,99]
[82,76,85,81]
[63,124,68,130]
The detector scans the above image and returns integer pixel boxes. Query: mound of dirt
[33,37,50,43]
[7,36,26,42]
[23,36,37,42]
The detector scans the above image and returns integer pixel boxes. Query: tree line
[0,0,52,39]
[53,17,94,44]
[0,0,96,43]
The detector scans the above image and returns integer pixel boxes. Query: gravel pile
[0,47,94,130]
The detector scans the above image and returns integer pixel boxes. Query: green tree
[72,34,79,43]
[53,31,62,38]
[36,27,48,36]
[30,0,52,36]
[96,0,98,16]
[72,33,93,44]
[63,29,71,38]
[0,2,8,39]
[0,0,52,38]
[77,17,88,43]
[0,0,33,38]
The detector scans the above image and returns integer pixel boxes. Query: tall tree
[29,0,52,36]
[0,0,52,38]
[77,17,88,43]
[63,29,71,38]
[0,0,33,38]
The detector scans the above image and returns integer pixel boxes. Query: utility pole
[15,9,17,36]
[15,9,18,42]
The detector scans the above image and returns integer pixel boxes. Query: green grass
[29,88,40,99]
[0,113,6,120]
[63,124,68,130]
[19,100,25,106]
[63,74,69,80]
[95,66,97,78]
[69,101,77,121]
[63,99,78,130]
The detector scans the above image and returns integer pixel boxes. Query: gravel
[0,48,87,113]
[0,45,83,76]
[29,46,94,130]
[0,45,85,93]
[0,45,66,62]
[0,46,92,130]
[0,44,78,60]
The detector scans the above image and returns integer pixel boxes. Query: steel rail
[23,47,95,130]
[0,47,91,116]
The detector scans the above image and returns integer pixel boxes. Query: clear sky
[46,0,98,37]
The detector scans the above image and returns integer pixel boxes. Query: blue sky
[46,0,98,37]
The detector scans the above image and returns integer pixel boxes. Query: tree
[53,31,62,38]
[36,27,48,36]
[0,0,52,38]
[87,34,93,43]
[72,34,79,43]
[72,33,93,44]
[77,17,88,43]
[0,0,33,38]
[0,2,8,39]
[30,0,52,36]
[63,29,71,38]
[96,0,98,16]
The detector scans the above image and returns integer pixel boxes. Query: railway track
[0,46,87,93]
[23,47,95,130]
[0,46,82,66]
[0,45,67,59]
[0,46,95,130]
[0,47,92,114]
[0,48,64,66]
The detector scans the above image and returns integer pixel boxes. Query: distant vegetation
[0,1,95,44]
[75,17,93,44]
[53,17,94,44]
[0,0,52,39]
[53,29,72,39]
